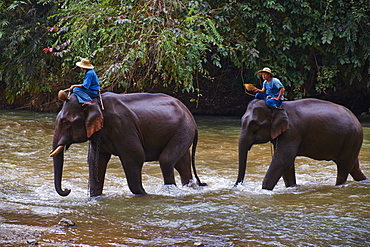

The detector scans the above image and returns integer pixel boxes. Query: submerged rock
[58,218,75,227]
[26,238,38,245]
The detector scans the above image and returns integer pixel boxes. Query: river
[0,110,369,246]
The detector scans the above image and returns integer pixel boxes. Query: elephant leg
[335,159,352,185]
[159,147,189,185]
[349,158,367,181]
[89,152,111,197]
[158,134,191,186]
[263,161,295,190]
[335,152,359,185]
[282,164,296,188]
[120,157,146,195]
[262,142,298,190]
[335,168,350,185]
[174,150,192,186]
[159,159,176,185]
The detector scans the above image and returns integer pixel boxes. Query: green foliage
[46,0,224,92]
[210,0,370,99]
[0,0,369,109]
[0,0,63,102]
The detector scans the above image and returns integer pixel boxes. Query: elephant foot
[184,179,207,189]
[132,191,147,195]
[183,178,207,187]
[262,181,275,190]
[350,168,367,181]
[133,192,148,196]
[285,184,297,188]
[90,191,103,197]
[262,179,277,190]
[261,186,274,191]
[131,189,147,195]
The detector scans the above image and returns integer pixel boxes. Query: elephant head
[235,99,289,186]
[50,94,103,196]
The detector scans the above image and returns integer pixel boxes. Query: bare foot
[82,102,92,106]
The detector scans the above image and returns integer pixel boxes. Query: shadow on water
[0,111,369,246]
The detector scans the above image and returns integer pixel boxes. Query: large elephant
[236,98,367,190]
[50,92,206,197]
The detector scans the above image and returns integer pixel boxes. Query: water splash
[1,111,369,246]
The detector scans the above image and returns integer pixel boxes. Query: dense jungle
[0,0,369,117]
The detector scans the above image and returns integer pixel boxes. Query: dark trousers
[255,93,283,108]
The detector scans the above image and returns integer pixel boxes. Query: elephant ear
[270,109,289,139]
[84,101,104,138]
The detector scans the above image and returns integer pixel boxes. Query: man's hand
[69,84,82,92]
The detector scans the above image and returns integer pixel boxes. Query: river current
[0,110,369,246]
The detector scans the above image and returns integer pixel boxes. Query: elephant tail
[192,129,207,186]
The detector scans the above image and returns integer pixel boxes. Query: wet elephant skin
[51,92,205,197]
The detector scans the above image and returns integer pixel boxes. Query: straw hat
[258,67,274,76]
[76,59,94,69]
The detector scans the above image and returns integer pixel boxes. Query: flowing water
[0,109,369,246]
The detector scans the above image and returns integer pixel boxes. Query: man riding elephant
[68,59,100,106]
[253,67,285,108]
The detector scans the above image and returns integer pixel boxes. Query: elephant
[50,92,206,197]
[235,98,367,190]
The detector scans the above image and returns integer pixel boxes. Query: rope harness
[89,94,104,185]
[86,131,102,199]
[270,137,278,158]
[93,131,102,183]
[98,91,105,110]
[269,108,279,158]
[87,131,102,183]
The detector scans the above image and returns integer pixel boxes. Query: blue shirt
[82,70,100,91]
[263,77,284,100]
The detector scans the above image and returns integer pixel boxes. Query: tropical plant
[0,0,62,102]
[45,0,225,93]
[209,0,370,102]
[0,0,369,113]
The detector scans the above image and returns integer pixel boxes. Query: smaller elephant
[236,98,367,190]
[50,92,206,197]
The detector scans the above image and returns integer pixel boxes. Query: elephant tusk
[50,145,65,157]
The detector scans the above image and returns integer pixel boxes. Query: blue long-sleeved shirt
[262,77,284,100]
[82,69,100,91]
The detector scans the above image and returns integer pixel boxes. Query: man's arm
[253,87,266,94]
[272,87,285,100]
[69,84,83,92]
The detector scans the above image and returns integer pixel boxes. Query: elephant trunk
[53,152,71,196]
[235,136,252,187]
[51,136,71,196]
[235,151,248,186]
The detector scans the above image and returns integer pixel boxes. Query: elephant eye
[249,120,258,131]
[61,119,71,128]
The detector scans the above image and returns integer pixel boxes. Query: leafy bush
[45,0,225,93]
[0,0,369,112]
[0,0,63,102]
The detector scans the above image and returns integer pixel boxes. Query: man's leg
[73,87,92,104]
[266,98,282,108]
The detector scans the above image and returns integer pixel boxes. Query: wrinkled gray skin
[51,92,206,197]
[236,98,367,190]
